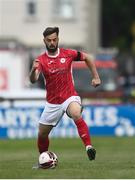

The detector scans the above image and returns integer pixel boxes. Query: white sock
[86,145,93,151]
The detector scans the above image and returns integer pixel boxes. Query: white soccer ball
[39,151,58,169]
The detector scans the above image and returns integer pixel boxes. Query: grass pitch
[0,137,135,179]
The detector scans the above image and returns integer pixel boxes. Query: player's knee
[71,110,82,120]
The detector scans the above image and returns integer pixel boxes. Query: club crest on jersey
[60,58,66,63]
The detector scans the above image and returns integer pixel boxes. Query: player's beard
[45,43,58,53]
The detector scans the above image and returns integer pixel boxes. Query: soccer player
[30,27,101,166]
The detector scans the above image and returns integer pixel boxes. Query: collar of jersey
[46,48,60,58]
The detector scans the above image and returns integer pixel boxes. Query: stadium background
[0,0,135,178]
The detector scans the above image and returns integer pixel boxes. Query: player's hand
[32,59,40,71]
[91,78,101,87]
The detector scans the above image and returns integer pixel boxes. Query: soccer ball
[39,151,58,169]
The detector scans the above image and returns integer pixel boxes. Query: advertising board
[0,104,135,139]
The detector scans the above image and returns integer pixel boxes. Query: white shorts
[39,96,81,126]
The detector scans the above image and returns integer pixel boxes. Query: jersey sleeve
[69,49,84,61]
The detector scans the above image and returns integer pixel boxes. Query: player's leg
[38,102,64,154]
[67,102,91,146]
[38,123,53,153]
[33,103,64,169]
[66,101,96,160]
[32,124,53,169]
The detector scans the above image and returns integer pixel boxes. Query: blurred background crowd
[0,0,135,103]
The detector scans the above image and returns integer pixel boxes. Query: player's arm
[29,59,41,83]
[82,52,101,87]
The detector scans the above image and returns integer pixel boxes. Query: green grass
[0,137,135,179]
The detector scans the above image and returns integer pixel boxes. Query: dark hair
[43,27,59,37]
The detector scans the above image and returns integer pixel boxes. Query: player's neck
[46,48,60,58]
